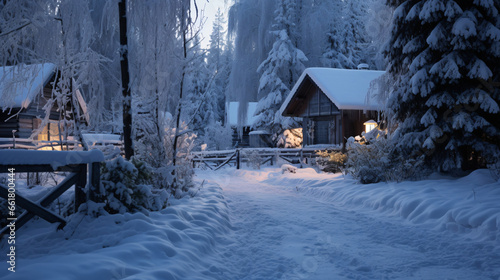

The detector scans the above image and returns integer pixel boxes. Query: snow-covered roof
[227,102,258,127]
[281,68,385,114]
[0,63,56,110]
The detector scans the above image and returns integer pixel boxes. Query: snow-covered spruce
[252,0,307,141]
[100,156,168,214]
[385,0,500,172]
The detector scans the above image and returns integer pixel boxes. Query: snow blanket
[197,167,500,279]
[0,182,230,280]
[264,168,500,242]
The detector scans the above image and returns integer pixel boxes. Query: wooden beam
[0,183,66,224]
[3,173,77,233]
[215,152,237,171]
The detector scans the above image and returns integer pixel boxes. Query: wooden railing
[0,150,104,237]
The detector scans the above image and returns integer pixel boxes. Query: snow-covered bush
[316,150,347,173]
[281,164,297,174]
[345,136,426,184]
[199,121,233,151]
[488,162,500,181]
[242,150,263,169]
[100,156,168,214]
[276,128,303,148]
[163,120,196,196]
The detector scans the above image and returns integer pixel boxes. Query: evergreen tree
[207,8,229,125]
[386,0,500,171]
[208,8,226,75]
[322,0,370,69]
[253,0,307,137]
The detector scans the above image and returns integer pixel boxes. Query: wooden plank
[4,173,79,232]
[18,118,33,123]
[261,156,273,165]
[195,159,214,170]
[0,183,66,224]
[215,152,237,171]
[0,122,18,128]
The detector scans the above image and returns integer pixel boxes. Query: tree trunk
[171,14,189,187]
[118,0,134,159]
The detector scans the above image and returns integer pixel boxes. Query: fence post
[299,149,304,168]
[236,149,240,170]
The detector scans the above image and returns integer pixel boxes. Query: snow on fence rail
[191,146,342,170]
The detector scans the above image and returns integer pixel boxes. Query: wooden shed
[280,68,385,146]
[0,63,88,144]
[226,101,260,147]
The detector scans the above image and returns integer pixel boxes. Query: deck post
[89,162,101,202]
[74,164,87,212]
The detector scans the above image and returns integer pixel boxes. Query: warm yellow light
[363,120,377,133]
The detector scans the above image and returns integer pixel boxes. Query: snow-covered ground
[1,167,499,279]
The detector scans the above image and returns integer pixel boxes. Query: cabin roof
[226,101,258,127]
[0,63,56,110]
[280,68,385,115]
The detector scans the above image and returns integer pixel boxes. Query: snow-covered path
[199,169,500,280]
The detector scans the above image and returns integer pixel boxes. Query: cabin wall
[302,110,378,146]
[300,88,339,118]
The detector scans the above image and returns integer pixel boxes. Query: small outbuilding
[280,68,385,146]
[226,101,272,147]
[0,63,88,145]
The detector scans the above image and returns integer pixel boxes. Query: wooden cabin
[0,63,89,146]
[280,68,385,146]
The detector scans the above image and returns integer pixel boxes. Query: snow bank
[0,181,230,280]
[263,168,500,241]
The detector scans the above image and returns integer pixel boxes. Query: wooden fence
[191,146,341,170]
